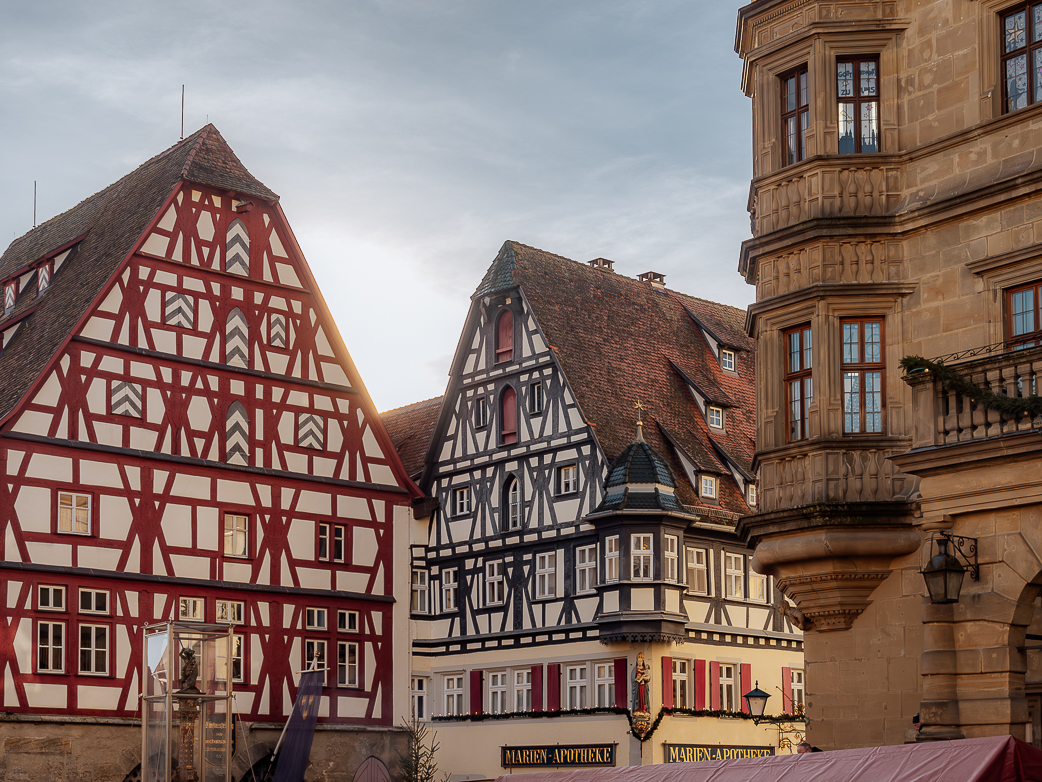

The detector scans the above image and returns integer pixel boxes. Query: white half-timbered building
[383,243,805,774]
[0,126,419,781]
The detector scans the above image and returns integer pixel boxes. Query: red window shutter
[547,663,561,711]
[661,656,673,709]
[709,661,721,711]
[496,311,514,363]
[694,659,706,711]
[782,666,792,712]
[470,669,484,714]
[614,657,628,709]
[501,387,517,444]
[531,664,544,711]
[740,663,752,714]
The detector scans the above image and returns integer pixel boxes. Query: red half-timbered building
[0,126,419,780]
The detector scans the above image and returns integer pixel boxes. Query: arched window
[226,401,249,466]
[501,386,517,445]
[496,310,514,363]
[505,476,521,530]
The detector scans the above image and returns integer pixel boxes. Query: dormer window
[701,475,718,500]
[708,406,724,429]
[721,349,736,372]
[747,484,758,508]
[496,310,514,363]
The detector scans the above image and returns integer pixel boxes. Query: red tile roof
[381,396,443,481]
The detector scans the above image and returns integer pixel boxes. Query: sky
[0,1,754,412]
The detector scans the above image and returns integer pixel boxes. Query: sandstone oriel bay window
[1003,4,1042,112]
[784,325,812,441]
[841,318,884,434]
[781,66,809,165]
[837,57,879,153]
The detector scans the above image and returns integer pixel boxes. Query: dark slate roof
[596,487,690,515]
[603,426,678,489]
[381,396,443,480]
[0,125,276,424]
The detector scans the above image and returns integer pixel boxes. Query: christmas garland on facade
[900,355,1042,418]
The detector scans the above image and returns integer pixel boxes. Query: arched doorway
[353,756,392,782]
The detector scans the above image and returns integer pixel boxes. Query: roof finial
[634,400,646,443]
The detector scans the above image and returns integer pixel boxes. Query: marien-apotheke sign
[501,744,616,768]
[664,744,774,762]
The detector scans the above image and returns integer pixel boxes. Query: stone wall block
[954,648,984,675]
[995,538,1042,587]
[981,646,1028,675]
[887,656,919,690]
[957,695,1025,724]
[921,649,957,675]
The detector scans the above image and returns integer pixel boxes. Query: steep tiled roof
[480,240,756,514]
[0,125,276,424]
[381,396,443,480]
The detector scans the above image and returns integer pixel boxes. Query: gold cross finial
[634,400,645,424]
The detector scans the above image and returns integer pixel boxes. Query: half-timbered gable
[386,241,805,774]
[0,126,419,779]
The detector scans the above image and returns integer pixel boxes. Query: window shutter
[661,656,673,709]
[470,669,484,714]
[694,659,706,711]
[782,666,792,712]
[501,387,517,443]
[531,664,544,711]
[614,657,628,709]
[740,663,752,714]
[497,310,514,362]
[547,663,561,711]
[709,661,721,711]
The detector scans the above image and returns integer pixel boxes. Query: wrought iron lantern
[743,681,771,724]
[921,531,979,604]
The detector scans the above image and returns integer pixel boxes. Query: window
[842,318,884,434]
[1003,5,1042,112]
[566,665,588,709]
[781,66,809,165]
[306,607,328,631]
[179,597,204,621]
[58,491,91,535]
[454,487,472,516]
[750,566,768,604]
[701,475,718,500]
[216,600,245,624]
[444,675,465,715]
[441,569,458,612]
[505,477,521,530]
[318,523,346,563]
[686,548,708,595]
[837,57,879,153]
[664,535,679,583]
[412,677,428,720]
[514,669,532,712]
[720,664,738,711]
[38,621,65,673]
[304,639,327,682]
[631,534,653,581]
[672,659,688,709]
[79,625,109,675]
[595,663,615,707]
[489,671,508,714]
[338,641,359,687]
[558,464,578,494]
[1007,282,1042,347]
[474,397,488,428]
[576,545,596,593]
[605,536,619,583]
[338,610,359,632]
[79,589,109,615]
[530,381,544,415]
[708,406,723,429]
[411,570,429,614]
[217,634,245,683]
[785,325,813,442]
[496,310,514,363]
[38,585,65,612]
[748,484,758,508]
[501,387,518,445]
[725,553,745,599]
[791,669,806,712]
[536,552,556,599]
[485,561,505,606]
[223,513,248,558]
[721,349,736,372]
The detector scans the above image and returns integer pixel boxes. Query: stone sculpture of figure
[634,652,650,714]
[179,646,199,693]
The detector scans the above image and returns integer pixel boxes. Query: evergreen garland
[900,355,1042,418]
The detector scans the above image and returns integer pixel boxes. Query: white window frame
[318,522,346,562]
[701,475,717,499]
[791,669,805,712]
[672,658,688,709]
[338,610,359,632]
[485,561,505,606]
[566,664,588,709]
[664,535,679,583]
[305,639,327,684]
[306,607,328,631]
[58,491,91,535]
[338,641,359,687]
[454,486,471,516]
[412,676,428,720]
[686,547,709,595]
[748,484,758,508]
[605,535,619,583]
[79,588,109,615]
[725,552,744,600]
[489,671,508,714]
[721,349,736,372]
[411,570,429,614]
[719,663,738,711]
[530,381,544,414]
[558,464,578,494]
[595,662,615,707]
[475,396,489,428]
[708,406,723,429]
[179,597,204,621]
[749,561,768,604]
[216,600,245,624]
[444,674,465,716]
[506,477,521,530]
[223,513,248,558]
[536,552,556,599]
[217,633,245,684]
[38,620,65,673]
[514,669,532,712]
[576,544,596,594]
[38,585,65,612]
[631,534,653,581]
[441,569,458,612]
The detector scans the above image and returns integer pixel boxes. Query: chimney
[638,271,666,288]
[587,258,615,273]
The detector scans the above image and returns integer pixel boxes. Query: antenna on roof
[33,181,37,229]
[180,85,185,140]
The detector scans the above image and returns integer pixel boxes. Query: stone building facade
[735,0,1042,750]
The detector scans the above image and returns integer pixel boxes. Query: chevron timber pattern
[298,413,324,449]
[164,292,194,328]
[226,308,249,368]
[226,401,249,465]
[225,218,250,275]
[4,283,14,314]
[111,381,142,418]
[38,265,51,294]
[269,313,287,348]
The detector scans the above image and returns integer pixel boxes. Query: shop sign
[501,744,616,768]
[664,744,774,763]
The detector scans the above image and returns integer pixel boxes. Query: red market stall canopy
[497,737,1042,782]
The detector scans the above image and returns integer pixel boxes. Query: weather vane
[634,400,645,424]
